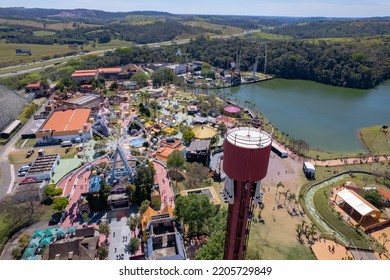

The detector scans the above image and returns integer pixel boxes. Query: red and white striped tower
[222,126,272,260]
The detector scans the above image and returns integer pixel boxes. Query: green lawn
[249,31,292,41]
[359,125,390,154]
[313,184,370,249]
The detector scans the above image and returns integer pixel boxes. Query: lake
[229,79,390,153]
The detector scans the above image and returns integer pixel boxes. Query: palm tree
[296,224,304,244]
[276,182,284,203]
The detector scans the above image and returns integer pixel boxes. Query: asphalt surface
[0,100,48,200]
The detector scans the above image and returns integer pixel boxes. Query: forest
[267,20,390,39]
[70,36,390,89]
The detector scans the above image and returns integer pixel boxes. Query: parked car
[18,171,27,177]
[25,148,34,158]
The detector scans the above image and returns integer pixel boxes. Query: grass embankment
[359,125,390,154]
[313,184,370,249]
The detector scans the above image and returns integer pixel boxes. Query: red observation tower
[222,126,272,260]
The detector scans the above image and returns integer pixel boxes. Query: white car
[18,171,27,177]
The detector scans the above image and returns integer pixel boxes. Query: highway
[0,29,261,78]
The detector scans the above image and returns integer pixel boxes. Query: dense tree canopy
[174,193,215,236]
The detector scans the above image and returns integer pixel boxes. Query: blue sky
[1,0,389,17]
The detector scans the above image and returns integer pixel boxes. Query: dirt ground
[246,154,316,259]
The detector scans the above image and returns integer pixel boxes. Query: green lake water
[229,79,390,153]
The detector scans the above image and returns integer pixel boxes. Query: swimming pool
[129,138,145,148]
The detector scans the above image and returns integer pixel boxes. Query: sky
[1,0,389,18]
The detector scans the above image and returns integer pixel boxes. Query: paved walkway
[153,161,175,209]
[311,239,353,260]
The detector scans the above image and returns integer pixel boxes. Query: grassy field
[0,18,99,31]
[15,139,37,149]
[32,30,56,36]
[249,31,292,41]
[0,39,133,69]
[184,21,243,35]
[0,42,75,67]
[8,146,79,165]
[313,184,370,249]
[359,125,390,154]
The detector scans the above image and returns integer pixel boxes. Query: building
[44,227,98,260]
[25,154,60,181]
[98,67,130,80]
[180,187,221,207]
[0,85,29,133]
[35,109,92,143]
[0,120,21,139]
[148,88,164,98]
[303,162,316,179]
[187,105,198,115]
[107,186,130,210]
[164,64,187,75]
[71,69,99,83]
[62,95,101,110]
[271,142,288,158]
[222,126,272,259]
[141,206,187,260]
[186,139,211,165]
[25,81,43,94]
[155,138,186,162]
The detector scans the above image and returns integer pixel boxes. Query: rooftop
[225,127,272,149]
[40,109,91,132]
[65,95,100,106]
[187,139,211,153]
[98,67,122,74]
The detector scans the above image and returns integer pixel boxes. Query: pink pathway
[153,161,175,209]
[57,157,108,228]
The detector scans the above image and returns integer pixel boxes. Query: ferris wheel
[90,113,159,186]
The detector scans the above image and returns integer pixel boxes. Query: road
[0,29,262,78]
[0,100,48,200]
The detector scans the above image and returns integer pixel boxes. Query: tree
[11,247,23,260]
[150,100,159,119]
[44,186,63,199]
[127,213,140,231]
[52,197,69,212]
[18,233,31,248]
[131,72,149,88]
[139,200,150,216]
[129,237,140,256]
[218,122,227,136]
[195,208,227,260]
[98,222,111,241]
[109,81,118,91]
[151,68,175,87]
[97,246,108,260]
[174,193,215,236]
[183,130,195,144]
[362,189,383,208]
[184,162,210,189]
[167,150,186,181]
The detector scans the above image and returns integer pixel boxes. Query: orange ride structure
[222,126,272,260]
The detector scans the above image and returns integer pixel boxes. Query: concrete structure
[25,154,60,181]
[180,187,221,207]
[141,206,186,260]
[71,69,99,83]
[63,95,101,110]
[186,139,211,165]
[187,105,198,115]
[222,127,272,260]
[35,109,92,143]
